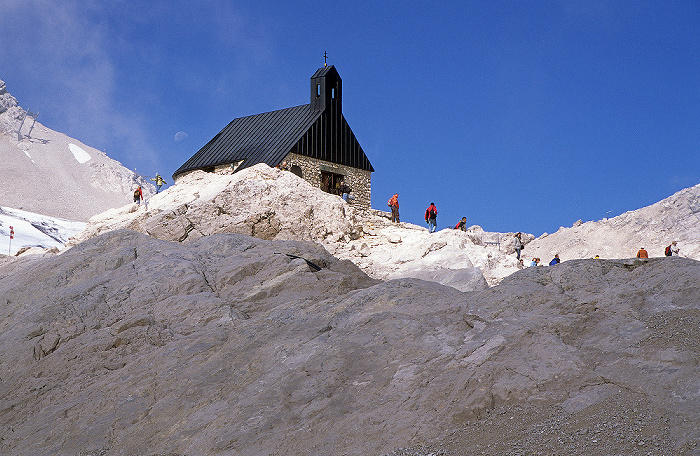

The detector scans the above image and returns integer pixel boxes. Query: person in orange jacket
[388,193,399,223]
[636,247,649,259]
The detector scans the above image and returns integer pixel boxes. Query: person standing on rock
[637,247,649,259]
[454,217,467,231]
[133,186,144,205]
[549,254,560,265]
[388,193,400,223]
[514,232,523,260]
[425,202,438,233]
[150,174,166,194]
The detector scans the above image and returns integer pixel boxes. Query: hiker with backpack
[133,186,144,205]
[454,217,467,231]
[425,202,438,233]
[388,193,399,223]
[665,241,680,256]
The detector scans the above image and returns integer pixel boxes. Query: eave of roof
[173,104,320,178]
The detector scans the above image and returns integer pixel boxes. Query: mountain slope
[525,183,700,262]
[0,78,152,221]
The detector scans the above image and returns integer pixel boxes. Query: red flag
[9,226,13,240]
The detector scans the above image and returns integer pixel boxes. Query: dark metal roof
[173,104,320,178]
[173,65,374,179]
[311,65,337,79]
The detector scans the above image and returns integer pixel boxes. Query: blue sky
[1,1,698,236]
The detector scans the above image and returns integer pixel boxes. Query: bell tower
[310,64,342,113]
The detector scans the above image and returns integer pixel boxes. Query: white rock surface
[69,165,494,291]
[525,183,700,263]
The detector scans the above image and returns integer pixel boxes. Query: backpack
[134,189,140,198]
[665,245,672,256]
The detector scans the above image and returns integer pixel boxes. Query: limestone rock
[0,231,698,455]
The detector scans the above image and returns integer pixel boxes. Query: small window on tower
[331,87,336,99]
[316,84,321,97]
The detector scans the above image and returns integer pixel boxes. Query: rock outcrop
[0,79,18,115]
[0,230,698,455]
[70,165,493,291]
[526,183,700,262]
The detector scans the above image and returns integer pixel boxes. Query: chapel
[172,63,374,208]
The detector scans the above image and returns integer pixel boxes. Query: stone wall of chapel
[176,156,372,210]
[284,153,371,210]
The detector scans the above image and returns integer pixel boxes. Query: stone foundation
[178,156,372,210]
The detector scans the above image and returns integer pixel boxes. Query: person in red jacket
[388,193,399,223]
[425,202,438,233]
[133,186,144,205]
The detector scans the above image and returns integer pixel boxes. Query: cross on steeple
[323,51,328,67]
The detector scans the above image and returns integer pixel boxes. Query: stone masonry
[283,152,371,209]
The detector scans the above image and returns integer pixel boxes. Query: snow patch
[69,143,91,164]
[0,206,85,255]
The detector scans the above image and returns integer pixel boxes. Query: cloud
[174,131,188,142]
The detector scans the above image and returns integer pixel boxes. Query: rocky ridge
[68,165,503,290]
[526,183,700,262]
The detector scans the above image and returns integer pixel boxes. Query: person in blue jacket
[549,254,560,266]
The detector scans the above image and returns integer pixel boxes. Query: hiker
[514,232,523,260]
[133,186,144,205]
[454,217,467,231]
[425,202,438,233]
[339,181,352,202]
[530,257,540,267]
[636,247,649,259]
[665,241,680,256]
[388,193,400,223]
[549,254,560,265]
[150,174,166,194]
